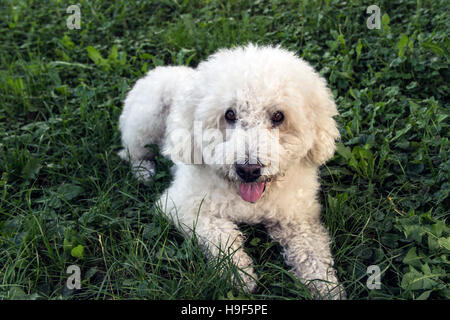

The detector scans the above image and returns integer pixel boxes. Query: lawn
[0,0,448,300]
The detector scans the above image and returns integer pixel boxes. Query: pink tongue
[239,182,265,203]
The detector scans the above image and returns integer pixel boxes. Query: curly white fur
[118,44,345,299]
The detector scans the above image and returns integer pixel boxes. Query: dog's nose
[235,163,262,182]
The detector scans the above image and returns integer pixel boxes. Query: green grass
[0,0,448,300]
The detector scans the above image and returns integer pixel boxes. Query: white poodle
[118,44,345,299]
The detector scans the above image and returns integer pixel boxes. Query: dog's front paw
[131,160,155,182]
[307,279,346,300]
[233,266,258,293]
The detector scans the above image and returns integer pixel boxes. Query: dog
[118,44,345,299]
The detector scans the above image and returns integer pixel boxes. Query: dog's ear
[306,78,340,166]
[161,89,198,165]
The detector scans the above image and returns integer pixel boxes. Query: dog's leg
[267,219,346,299]
[190,217,258,292]
[118,66,194,182]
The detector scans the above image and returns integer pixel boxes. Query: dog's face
[182,45,339,203]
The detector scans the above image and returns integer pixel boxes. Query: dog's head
[169,44,339,203]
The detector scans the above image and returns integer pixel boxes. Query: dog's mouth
[238,181,266,203]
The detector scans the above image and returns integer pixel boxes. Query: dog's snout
[235,163,262,182]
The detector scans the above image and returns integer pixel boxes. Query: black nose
[235,163,262,182]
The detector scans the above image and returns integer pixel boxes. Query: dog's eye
[271,111,284,125]
[225,109,237,122]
